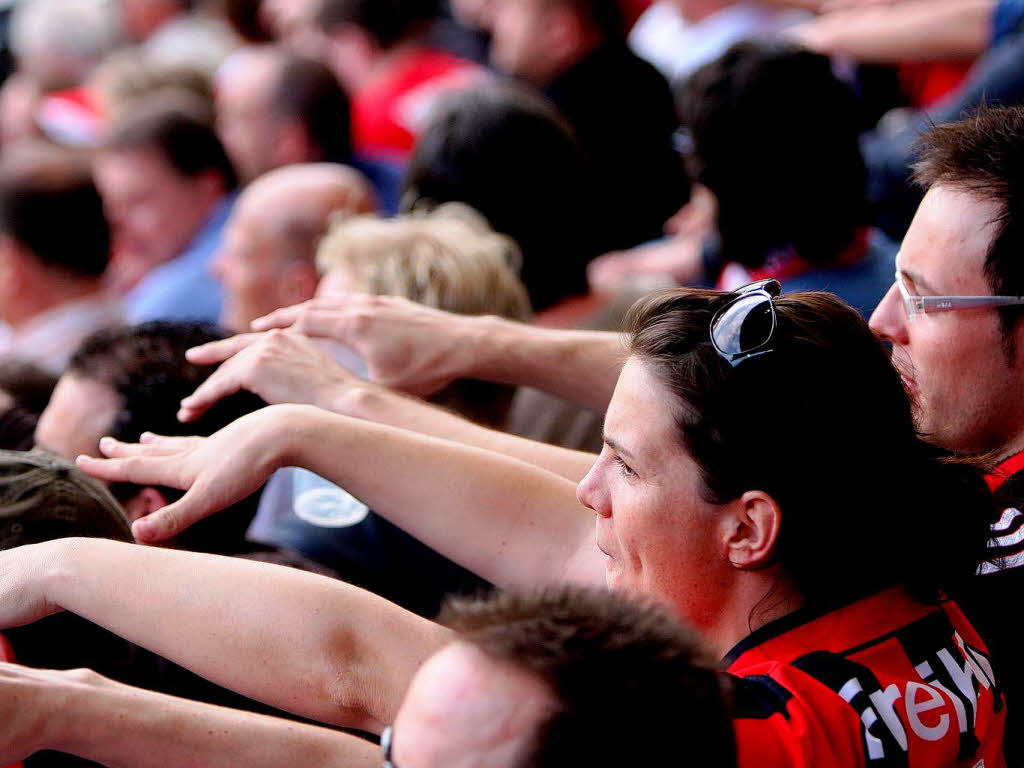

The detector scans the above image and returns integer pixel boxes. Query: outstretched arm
[78,404,604,588]
[791,0,995,62]
[251,294,626,412]
[0,537,449,733]
[179,330,599,483]
[0,663,379,767]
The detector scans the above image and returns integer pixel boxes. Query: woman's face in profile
[576,356,731,627]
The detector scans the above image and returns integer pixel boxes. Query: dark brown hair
[912,105,1024,342]
[440,586,736,768]
[626,288,992,609]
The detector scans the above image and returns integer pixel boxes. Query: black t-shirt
[959,451,1024,766]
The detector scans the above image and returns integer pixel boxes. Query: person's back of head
[0,142,110,280]
[625,286,992,610]
[389,586,736,767]
[66,321,265,553]
[271,50,353,164]
[317,204,530,425]
[403,83,598,312]
[678,41,866,269]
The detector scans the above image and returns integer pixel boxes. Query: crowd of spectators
[1,0,1024,765]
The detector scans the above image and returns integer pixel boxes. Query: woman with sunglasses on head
[0,283,1007,766]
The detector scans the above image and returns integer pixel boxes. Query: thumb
[131,490,208,544]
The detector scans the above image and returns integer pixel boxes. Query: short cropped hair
[912,104,1024,339]
[316,0,435,47]
[439,586,736,767]
[67,321,265,553]
[270,53,352,164]
[0,144,110,277]
[317,205,530,426]
[104,98,239,192]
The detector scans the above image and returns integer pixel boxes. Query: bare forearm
[283,407,603,589]
[457,316,624,412]
[330,385,597,482]
[796,0,994,61]
[48,538,447,731]
[43,673,377,767]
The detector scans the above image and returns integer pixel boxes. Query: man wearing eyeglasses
[869,103,1024,763]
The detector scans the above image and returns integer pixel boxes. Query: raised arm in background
[178,330,599,483]
[250,294,625,413]
[0,661,378,767]
[78,404,605,587]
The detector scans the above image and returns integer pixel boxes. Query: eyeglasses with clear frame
[381,725,400,768]
[894,269,1024,318]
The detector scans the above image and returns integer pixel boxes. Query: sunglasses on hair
[710,279,782,366]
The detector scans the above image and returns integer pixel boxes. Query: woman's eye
[613,454,636,478]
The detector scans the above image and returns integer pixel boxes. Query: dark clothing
[545,41,690,251]
[959,451,1024,766]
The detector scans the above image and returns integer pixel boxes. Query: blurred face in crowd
[35,374,119,461]
[387,642,554,768]
[576,357,733,628]
[491,0,564,82]
[216,50,283,183]
[869,185,1024,455]
[119,0,181,41]
[212,203,303,332]
[93,148,217,269]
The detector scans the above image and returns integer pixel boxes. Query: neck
[3,274,102,330]
[699,573,803,658]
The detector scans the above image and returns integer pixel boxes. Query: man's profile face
[869,185,1024,454]
[93,148,208,268]
[34,373,120,461]
[389,642,554,768]
[211,204,284,333]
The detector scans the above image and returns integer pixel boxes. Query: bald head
[391,642,555,768]
[212,163,376,331]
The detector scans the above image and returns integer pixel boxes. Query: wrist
[269,403,328,468]
[461,314,509,383]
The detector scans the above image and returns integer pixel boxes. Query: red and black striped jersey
[727,587,1005,768]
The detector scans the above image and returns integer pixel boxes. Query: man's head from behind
[869,105,1024,454]
[388,586,735,768]
[216,46,353,183]
[94,97,238,269]
[34,321,266,552]
[677,42,866,268]
[0,143,110,328]
[213,163,376,332]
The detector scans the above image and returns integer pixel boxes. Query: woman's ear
[724,490,782,570]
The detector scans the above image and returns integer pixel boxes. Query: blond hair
[317,204,531,425]
[317,203,530,322]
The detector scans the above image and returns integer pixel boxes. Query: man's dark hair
[0,359,57,451]
[105,97,239,192]
[439,586,736,767]
[912,104,1024,344]
[404,84,599,311]
[271,52,352,164]
[316,0,437,47]
[0,144,110,277]
[678,42,866,270]
[68,321,265,553]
